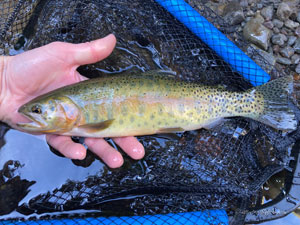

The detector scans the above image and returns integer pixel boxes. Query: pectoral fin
[157,127,185,133]
[78,119,114,133]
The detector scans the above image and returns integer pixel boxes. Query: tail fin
[250,75,297,132]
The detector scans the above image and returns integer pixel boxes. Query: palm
[4,43,86,125]
[0,35,144,168]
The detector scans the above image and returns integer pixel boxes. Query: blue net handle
[2,210,228,225]
[155,0,270,86]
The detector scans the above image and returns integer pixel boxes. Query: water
[0,129,105,219]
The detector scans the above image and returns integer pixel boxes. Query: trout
[17,71,297,137]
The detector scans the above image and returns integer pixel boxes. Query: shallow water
[0,129,105,219]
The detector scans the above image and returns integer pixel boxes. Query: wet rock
[271,33,287,46]
[246,44,276,74]
[273,27,280,34]
[240,0,248,7]
[296,63,300,73]
[257,3,263,9]
[263,21,274,29]
[285,0,300,8]
[292,54,300,64]
[288,36,297,45]
[223,2,245,25]
[246,10,255,17]
[280,46,295,58]
[261,5,274,21]
[243,14,271,50]
[273,19,284,28]
[295,38,300,53]
[276,3,293,21]
[296,27,300,37]
[281,28,288,36]
[285,19,300,29]
[273,44,280,54]
[277,57,292,65]
[256,47,277,68]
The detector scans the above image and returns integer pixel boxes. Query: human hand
[0,34,145,168]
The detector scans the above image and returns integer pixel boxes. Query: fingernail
[74,149,86,160]
[131,145,145,159]
[109,154,123,168]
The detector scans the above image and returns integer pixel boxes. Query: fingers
[46,134,86,160]
[69,34,116,66]
[85,138,124,168]
[113,137,145,160]
[46,134,145,169]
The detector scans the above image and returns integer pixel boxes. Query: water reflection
[0,129,104,219]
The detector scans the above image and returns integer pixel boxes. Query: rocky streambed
[203,0,300,75]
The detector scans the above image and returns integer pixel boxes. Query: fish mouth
[17,109,47,131]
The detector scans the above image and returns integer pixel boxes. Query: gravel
[205,0,300,74]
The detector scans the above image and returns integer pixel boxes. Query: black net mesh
[0,0,300,225]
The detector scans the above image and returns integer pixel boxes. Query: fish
[17,71,297,137]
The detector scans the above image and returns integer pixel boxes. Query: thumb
[61,34,117,66]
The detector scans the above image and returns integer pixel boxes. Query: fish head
[17,95,80,133]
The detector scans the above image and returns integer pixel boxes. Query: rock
[263,21,274,29]
[291,54,300,64]
[288,36,297,46]
[271,34,287,46]
[223,2,245,25]
[294,38,300,53]
[246,44,276,74]
[273,44,280,54]
[246,10,255,17]
[296,27,300,37]
[273,19,284,28]
[257,3,263,9]
[273,27,280,33]
[280,46,295,58]
[297,11,300,23]
[231,11,245,25]
[243,14,271,50]
[285,19,300,29]
[276,3,292,21]
[277,57,292,65]
[261,5,274,20]
[281,28,288,36]
[285,0,300,8]
[256,47,277,67]
[296,63,300,74]
[240,0,248,7]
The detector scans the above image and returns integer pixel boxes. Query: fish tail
[248,75,297,131]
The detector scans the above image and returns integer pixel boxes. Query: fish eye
[31,105,42,114]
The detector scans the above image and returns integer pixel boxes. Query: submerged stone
[223,1,245,25]
[243,15,271,50]
[271,34,287,46]
[261,5,274,21]
[280,46,295,58]
[296,63,300,73]
[294,38,300,53]
[276,3,292,21]
[277,57,292,65]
